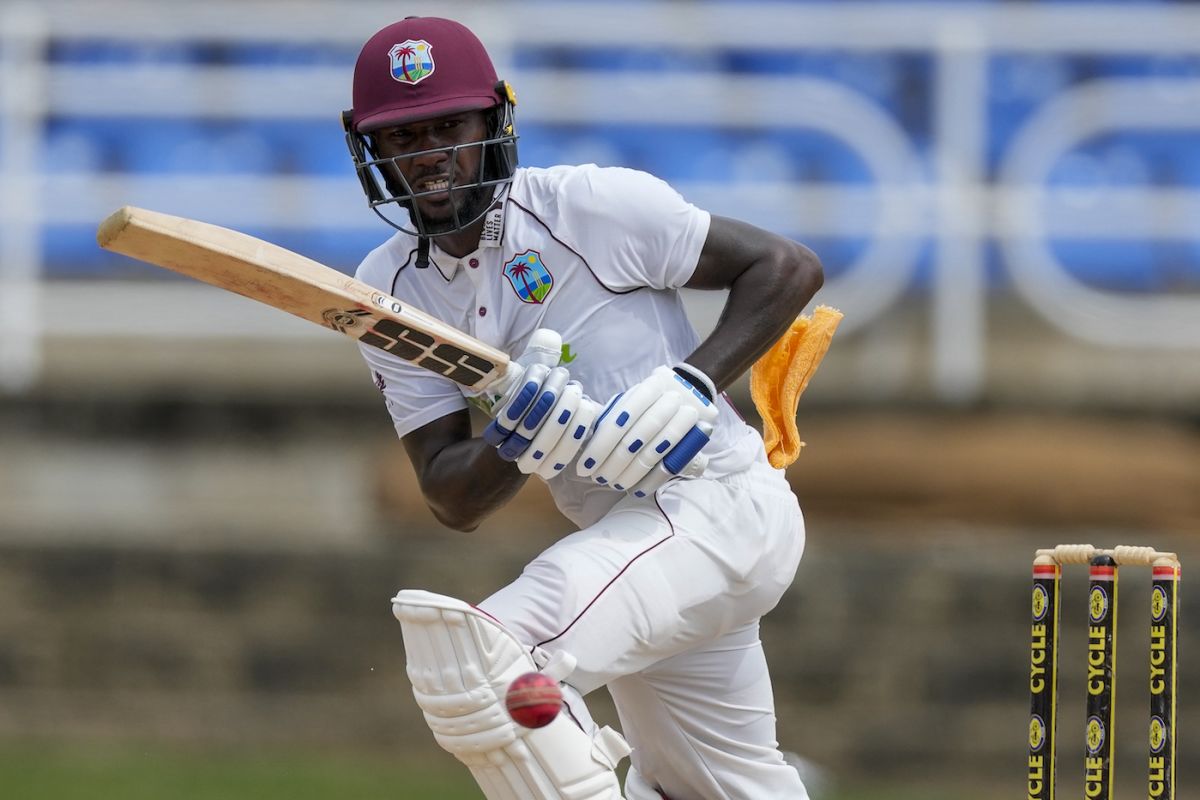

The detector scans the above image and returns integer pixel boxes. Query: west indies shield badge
[503,250,554,304]
[389,40,434,85]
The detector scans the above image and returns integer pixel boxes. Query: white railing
[1,0,1198,400]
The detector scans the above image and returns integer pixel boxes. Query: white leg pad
[392,589,629,800]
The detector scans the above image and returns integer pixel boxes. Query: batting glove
[576,364,718,494]
[481,329,598,474]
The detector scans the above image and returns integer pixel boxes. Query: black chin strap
[415,236,430,269]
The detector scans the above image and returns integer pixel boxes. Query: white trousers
[479,460,809,800]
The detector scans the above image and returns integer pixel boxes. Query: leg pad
[393,589,628,799]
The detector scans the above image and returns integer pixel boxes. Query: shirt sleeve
[352,236,469,439]
[558,165,711,291]
[358,341,468,440]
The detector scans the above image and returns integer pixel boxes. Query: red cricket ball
[505,671,563,729]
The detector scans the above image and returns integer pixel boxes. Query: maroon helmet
[343,17,518,241]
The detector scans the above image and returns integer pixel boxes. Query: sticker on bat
[372,293,404,316]
[321,308,373,333]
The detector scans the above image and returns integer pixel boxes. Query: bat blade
[97,206,509,390]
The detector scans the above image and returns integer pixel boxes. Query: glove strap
[672,362,717,402]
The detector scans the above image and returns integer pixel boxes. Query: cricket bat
[96,206,709,486]
[96,205,514,391]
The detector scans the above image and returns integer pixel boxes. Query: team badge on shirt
[389,40,434,85]
[502,250,554,304]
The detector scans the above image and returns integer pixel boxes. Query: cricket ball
[505,671,563,729]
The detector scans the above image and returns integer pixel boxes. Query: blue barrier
[33,42,1200,290]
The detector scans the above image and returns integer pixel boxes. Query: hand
[517,388,601,479]
[481,330,598,476]
[576,365,718,494]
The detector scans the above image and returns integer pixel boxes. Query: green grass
[0,745,480,800]
[0,744,1004,800]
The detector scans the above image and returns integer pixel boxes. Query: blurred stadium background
[1,0,1197,798]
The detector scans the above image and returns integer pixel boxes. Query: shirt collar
[429,245,460,281]
[425,202,507,282]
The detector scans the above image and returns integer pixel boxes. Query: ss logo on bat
[358,319,494,387]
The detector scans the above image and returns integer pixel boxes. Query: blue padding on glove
[482,419,513,448]
[521,389,557,431]
[497,432,533,462]
[662,426,710,475]
[505,380,541,422]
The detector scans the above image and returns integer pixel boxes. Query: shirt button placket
[471,254,498,343]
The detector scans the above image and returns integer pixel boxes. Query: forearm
[418,437,530,531]
[687,241,824,392]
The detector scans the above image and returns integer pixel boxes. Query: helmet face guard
[344,17,519,239]
[342,98,518,238]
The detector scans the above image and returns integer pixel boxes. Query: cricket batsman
[344,16,832,800]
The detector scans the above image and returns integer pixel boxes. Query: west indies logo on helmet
[389,40,435,85]
[343,17,518,259]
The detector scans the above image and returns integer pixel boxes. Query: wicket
[1028,544,1180,800]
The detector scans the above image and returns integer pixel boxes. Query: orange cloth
[750,305,843,468]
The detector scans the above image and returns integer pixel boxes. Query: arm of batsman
[576,365,718,495]
[479,329,599,477]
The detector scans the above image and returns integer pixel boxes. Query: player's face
[374,111,491,234]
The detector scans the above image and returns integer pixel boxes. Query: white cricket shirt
[356,164,767,527]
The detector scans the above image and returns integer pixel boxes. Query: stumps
[1027,544,1181,800]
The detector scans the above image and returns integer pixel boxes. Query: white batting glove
[480,329,605,477]
[576,365,718,493]
[473,328,564,415]
[518,391,602,479]
[625,422,713,497]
